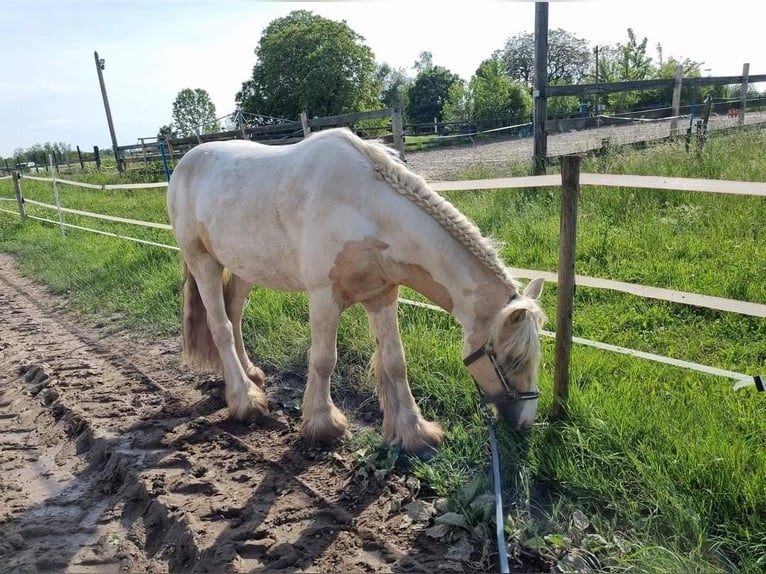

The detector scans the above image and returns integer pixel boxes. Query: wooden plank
[578,173,766,197]
[508,268,766,319]
[547,74,766,98]
[549,78,673,97]
[553,156,580,418]
[429,173,766,197]
[430,175,561,191]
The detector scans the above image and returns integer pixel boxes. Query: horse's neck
[391,243,513,351]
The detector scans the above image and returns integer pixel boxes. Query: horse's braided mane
[338,129,518,290]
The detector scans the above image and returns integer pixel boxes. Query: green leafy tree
[470,58,532,129]
[157,124,176,140]
[442,80,473,124]
[407,63,461,125]
[651,56,703,108]
[376,63,410,109]
[496,28,591,87]
[235,10,378,119]
[172,88,220,137]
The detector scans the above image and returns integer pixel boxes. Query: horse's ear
[523,277,544,300]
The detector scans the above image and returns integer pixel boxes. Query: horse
[166,127,546,457]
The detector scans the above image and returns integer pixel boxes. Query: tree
[172,88,220,137]
[496,28,591,87]
[413,51,434,74]
[157,124,176,140]
[442,80,473,124]
[470,58,532,129]
[235,10,378,120]
[407,65,461,125]
[376,63,410,109]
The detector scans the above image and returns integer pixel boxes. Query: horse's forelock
[490,299,545,375]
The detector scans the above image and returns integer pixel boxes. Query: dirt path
[0,253,491,573]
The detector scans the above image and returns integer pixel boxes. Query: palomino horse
[167,128,545,457]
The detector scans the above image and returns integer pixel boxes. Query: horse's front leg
[300,287,349,443]
[363,289,443,458]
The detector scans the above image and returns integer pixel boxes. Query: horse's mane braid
[344,132,516,289]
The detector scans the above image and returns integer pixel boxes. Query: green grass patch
[1,128,764,572]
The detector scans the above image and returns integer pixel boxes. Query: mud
[0,253,496,573]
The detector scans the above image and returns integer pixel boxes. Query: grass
[1,129,765,572]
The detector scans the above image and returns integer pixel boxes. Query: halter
[463,344,540,405]
[462,292,540,405]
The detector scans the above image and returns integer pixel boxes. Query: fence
[1,163,763,408]
[114,108,405,172]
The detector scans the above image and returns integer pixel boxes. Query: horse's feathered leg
[363,289,443,458]
[300,287,349,443]
[224,273,265,388]
[187,254,269,420]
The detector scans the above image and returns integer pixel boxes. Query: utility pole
[533,2,548,175]
[94,51,123,173]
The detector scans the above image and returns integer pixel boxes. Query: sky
[0,0,763,157]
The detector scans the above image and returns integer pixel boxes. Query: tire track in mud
[0,254,467,573]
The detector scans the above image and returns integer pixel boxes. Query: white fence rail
[0,169,761,392]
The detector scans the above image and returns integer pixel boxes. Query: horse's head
[464,277,545,431]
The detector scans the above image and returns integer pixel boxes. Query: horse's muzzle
[496,397,538,431]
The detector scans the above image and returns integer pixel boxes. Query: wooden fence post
[533,2,549,175]
[76,146,85,170]
[300,111,311,138]
[553,155,581,419]
[11,171,26,222]
[140,138,148,177]
[391,107,405,160]
[93,146,101,170]
[739,62,749,126]
[670,64,683,138]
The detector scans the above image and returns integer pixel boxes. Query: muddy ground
[0,252,543,573]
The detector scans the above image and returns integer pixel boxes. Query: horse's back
[166,130,388,289]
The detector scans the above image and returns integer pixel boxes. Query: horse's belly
[210,240,304,291]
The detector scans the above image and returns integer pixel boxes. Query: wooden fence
[2,159,762,409]
[115,108,405,170]
[535,65,766,169]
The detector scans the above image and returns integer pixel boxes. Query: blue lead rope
[481,403,511,574]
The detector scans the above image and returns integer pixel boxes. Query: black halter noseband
[463,344,540,405]
[463,291,540,405]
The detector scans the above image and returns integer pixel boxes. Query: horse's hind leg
[363,288,443,458]
[225,273,266,389]
[188,254,269,420]
[300,287,348,443]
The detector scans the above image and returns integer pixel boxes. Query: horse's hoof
[300,407,349,444]
[246,365,266,389]
[230,385,269,421]
[392,419,443,459]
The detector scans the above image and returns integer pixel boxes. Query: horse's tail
[181,260,236,372]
